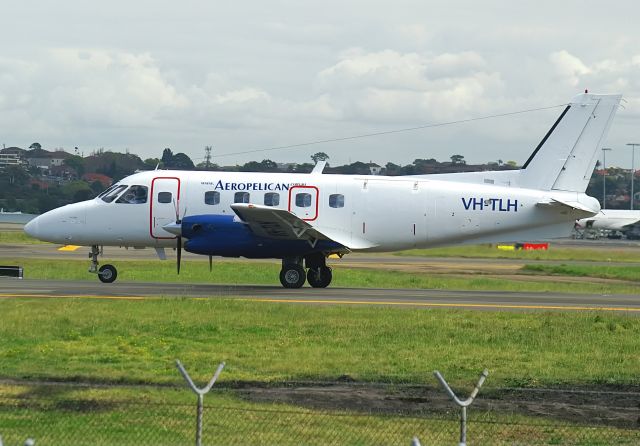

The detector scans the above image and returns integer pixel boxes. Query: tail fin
[519,93,621,192]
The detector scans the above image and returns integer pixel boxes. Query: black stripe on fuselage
[522,105,571,169]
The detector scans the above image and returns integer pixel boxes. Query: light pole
[627,143,640,210]
[602,147,612,209]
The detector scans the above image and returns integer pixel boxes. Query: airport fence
[1,392,638,445]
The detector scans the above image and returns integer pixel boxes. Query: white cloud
[315,49,503,123]
[549,50,591,87]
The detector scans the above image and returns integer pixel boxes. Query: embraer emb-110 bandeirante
[25,93,621,288]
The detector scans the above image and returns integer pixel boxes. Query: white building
[0,153,24,168]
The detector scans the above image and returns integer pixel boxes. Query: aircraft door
[288,185,319,221]
[150,177,181,238]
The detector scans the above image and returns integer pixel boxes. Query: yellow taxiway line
[237,298,640,313]
[0,293,639,312]
[0,293,147,301]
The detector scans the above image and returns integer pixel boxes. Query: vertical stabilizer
[519,93,621,192]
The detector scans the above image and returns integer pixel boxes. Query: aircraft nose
[24,216,39,239]
[23,202,88,243]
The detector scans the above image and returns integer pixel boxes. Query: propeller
[172,199,187,275]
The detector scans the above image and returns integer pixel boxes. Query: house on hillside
[82,173,113,188]
[0,146,26,157]
[368,163,383,175]
[26,149,71,171]
[49,164,77,181]
[0,153,25,169]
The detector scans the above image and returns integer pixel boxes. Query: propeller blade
[177,236,182,274]
[209,255,213,272]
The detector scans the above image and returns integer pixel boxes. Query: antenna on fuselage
[311,161,327,174]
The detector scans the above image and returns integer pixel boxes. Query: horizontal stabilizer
[536,197,599,215]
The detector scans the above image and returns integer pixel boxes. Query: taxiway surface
[2,279,639,313]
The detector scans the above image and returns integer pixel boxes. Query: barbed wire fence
[1,360,638,445]
[1,395,638,445]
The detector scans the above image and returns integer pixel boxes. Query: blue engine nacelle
[181,214,342,258]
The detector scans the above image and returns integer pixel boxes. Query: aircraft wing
[230,203,376,250]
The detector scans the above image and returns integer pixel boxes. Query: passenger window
[329,194,344,208]
[101,185,127,203]
[296,193,311,208]
[116,185,148,204]
[204,191,220,205]
[264,192,280,206]
[234,192,250,203]
[157,192,172,204]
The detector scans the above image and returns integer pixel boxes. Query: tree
[260,159,278,171]
[3,165,29,185]
[90,180,105,195]
[170,153,195,170]
[64,155,86,177]
[240,161,263,172]
[29,142,42,150]
[161,148,174,167]
[450,154,466,165]
[143,158,161,170]
[311,152,330,164]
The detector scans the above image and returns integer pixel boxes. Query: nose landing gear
[89,245,118,283]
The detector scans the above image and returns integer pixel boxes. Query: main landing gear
[89,245,118,283]
[279,254,333,289]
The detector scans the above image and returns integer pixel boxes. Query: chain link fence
[1,392,638,445]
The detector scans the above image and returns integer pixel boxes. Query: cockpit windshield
[97,184,120,199]
[100,185,127,203]
[116,185,149,204]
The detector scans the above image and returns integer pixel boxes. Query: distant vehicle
[576,210,640,239]
[24,93,621,287]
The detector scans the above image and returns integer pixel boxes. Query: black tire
[98,264,117,283]
[307,266,332,288]
[279,264,306,288]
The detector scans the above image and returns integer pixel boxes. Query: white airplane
[24,92,621,288]
[576,209,640,236]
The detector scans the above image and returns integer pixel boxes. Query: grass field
[0,230,49,244]
[523,263,640,281]
[1,298,639,387]
[398,244,640,262]
[2,257,640,294]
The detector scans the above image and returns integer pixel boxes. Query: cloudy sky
[2,1,640,168]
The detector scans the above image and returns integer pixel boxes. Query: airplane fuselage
[26,169,595,254]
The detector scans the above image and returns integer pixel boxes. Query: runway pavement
[1,278,639,313]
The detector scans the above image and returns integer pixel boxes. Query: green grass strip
[398,244,640,262]
[524,263,640,281]
[1,298,639,387]
[0,231,49,244]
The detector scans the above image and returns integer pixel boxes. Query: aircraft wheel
[279,264,306,288]
[98,264,117,283]
[307,266,332,288]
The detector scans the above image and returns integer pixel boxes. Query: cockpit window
[97,184,119,199]
[116,185,148,204]
[100,185,127,203]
